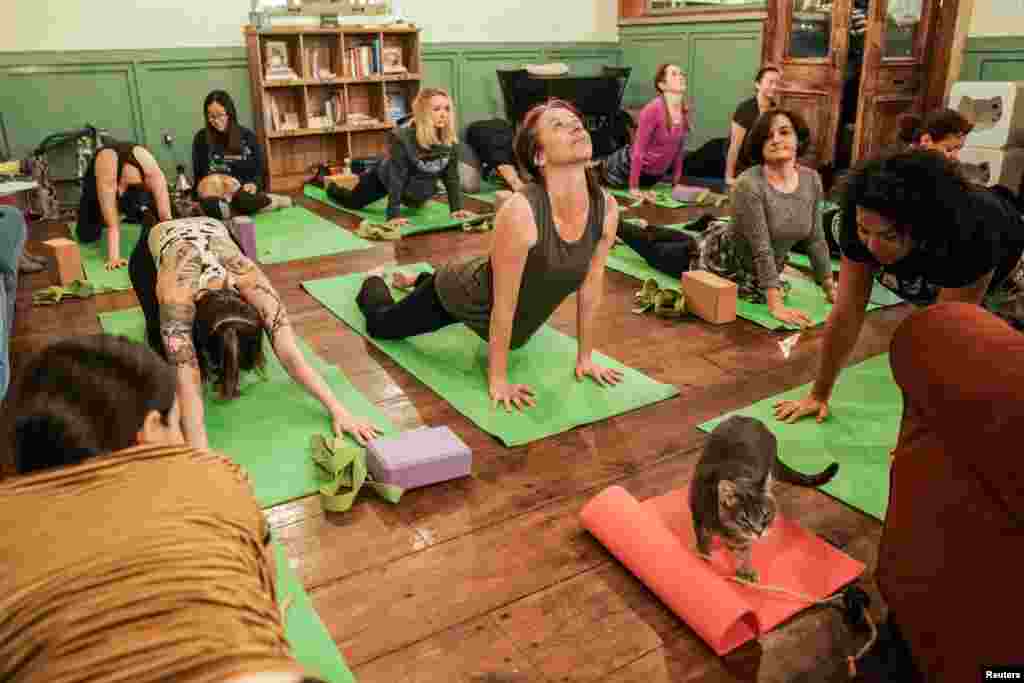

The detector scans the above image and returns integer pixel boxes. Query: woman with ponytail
[597,63,692,201]
[128,207,379,449]
[1,334,332,683]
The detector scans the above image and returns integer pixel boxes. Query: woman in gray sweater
[620,108,834,328]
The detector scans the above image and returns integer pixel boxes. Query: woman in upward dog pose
[355,99,624,411]
[619,108,835,328]
[129,207,379,449]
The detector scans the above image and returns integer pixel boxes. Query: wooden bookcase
[244,25,422,193]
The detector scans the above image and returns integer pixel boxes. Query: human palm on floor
[356,98,624,411]
[619,108,836,329]
[129,208,379,449]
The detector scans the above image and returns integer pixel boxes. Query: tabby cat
[957,95,1003,131]
[690,415,839,582]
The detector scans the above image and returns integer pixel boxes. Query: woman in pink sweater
[597,63,691,200]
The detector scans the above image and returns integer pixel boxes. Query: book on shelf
[384,84,409,123]
[265,40,299,80]
[307,46,337,80]
[381,45,407,73]
[345,37,382,78]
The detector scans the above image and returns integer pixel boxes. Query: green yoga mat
[465,178,504,204]
[71,221,141,291]
[255,206,373,264]
[302,265,680,447]
[304,184,466,235]
[608,183,689,209]
[71,207,370,292]
[606,241,903,330]
[697,354,899,520]
[276,543,356,683]
[98,307,397,508]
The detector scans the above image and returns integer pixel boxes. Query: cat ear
[718,480,738,507]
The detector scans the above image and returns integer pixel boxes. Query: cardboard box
[41,238,82,286]
[681,270,737,324]
[948,81,1024,149]
[366,426,472,490]
[958,146,1024,191]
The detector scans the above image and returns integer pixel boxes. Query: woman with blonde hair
[327,87,474,226]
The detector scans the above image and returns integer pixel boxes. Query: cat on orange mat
[690,415,838,582]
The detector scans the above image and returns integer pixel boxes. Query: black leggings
[325,161,427,212]
[127,223,165,356]
[618,220,697,280]
[356,272,458,339]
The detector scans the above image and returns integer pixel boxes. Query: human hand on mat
[773,395,830,423]
[105,257,128,271]
[242,182,257,194]
[387,217,409,227]
[629,189,657,203]
[769,304,813,329]
[332,412,381,446]
[489,379,536,412]
[450,209,475,220]
[575,359,625,387]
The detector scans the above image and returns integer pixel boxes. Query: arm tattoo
[222,253,257,278]
[251,282,290,339]
[160,302,199,368]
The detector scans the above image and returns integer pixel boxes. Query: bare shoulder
[601,190,620,237]
[494,191,538,247]
[132,146,162,173]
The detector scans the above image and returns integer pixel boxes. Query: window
[647,0,766,12]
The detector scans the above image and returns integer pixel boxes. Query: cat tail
[774,459,839,487]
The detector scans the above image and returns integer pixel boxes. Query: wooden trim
[619,10,767,25]
[244,25,418,35]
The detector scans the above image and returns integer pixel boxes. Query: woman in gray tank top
[355,99,624,411]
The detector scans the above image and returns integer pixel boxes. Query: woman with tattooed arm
[128,208,379,449]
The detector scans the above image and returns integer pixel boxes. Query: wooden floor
[4,190,913,682]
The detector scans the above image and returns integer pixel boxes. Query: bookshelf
[244,25,422,192]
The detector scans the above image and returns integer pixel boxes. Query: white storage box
[959,146,1024,191]
[948,81,1024,149]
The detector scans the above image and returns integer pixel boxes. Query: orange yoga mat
[580,485,865,655]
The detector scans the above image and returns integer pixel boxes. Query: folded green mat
[275,542,357,683]
[697,354,899,520]
[71,221,141,291]
[606,241,903,330]
[254,206,373,264]
[302,264,679,447]
[98,307,396,507]
[303,185,466,235]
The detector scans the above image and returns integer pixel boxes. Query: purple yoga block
[230,216,257,261]
[366,426,472,490]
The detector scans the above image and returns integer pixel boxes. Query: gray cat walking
[690,415,838,582]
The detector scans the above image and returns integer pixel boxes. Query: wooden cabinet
[244,25,421,192]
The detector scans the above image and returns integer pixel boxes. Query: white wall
[969,0,1024,37]
[0,0,617,51]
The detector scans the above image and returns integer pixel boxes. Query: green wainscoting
[1,30,766,179]
[960,36,1024,82]
[619,20,763,151]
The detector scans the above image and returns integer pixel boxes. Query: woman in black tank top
[354,99,625,411]
[76,141,173,270]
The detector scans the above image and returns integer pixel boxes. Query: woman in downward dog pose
[355,99,624,411]
[129,208,379,449]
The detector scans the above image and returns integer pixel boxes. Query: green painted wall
[619,20,764,152]
[0,43,621,179]
[1,25,761,179]
[960,36,1024,82]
